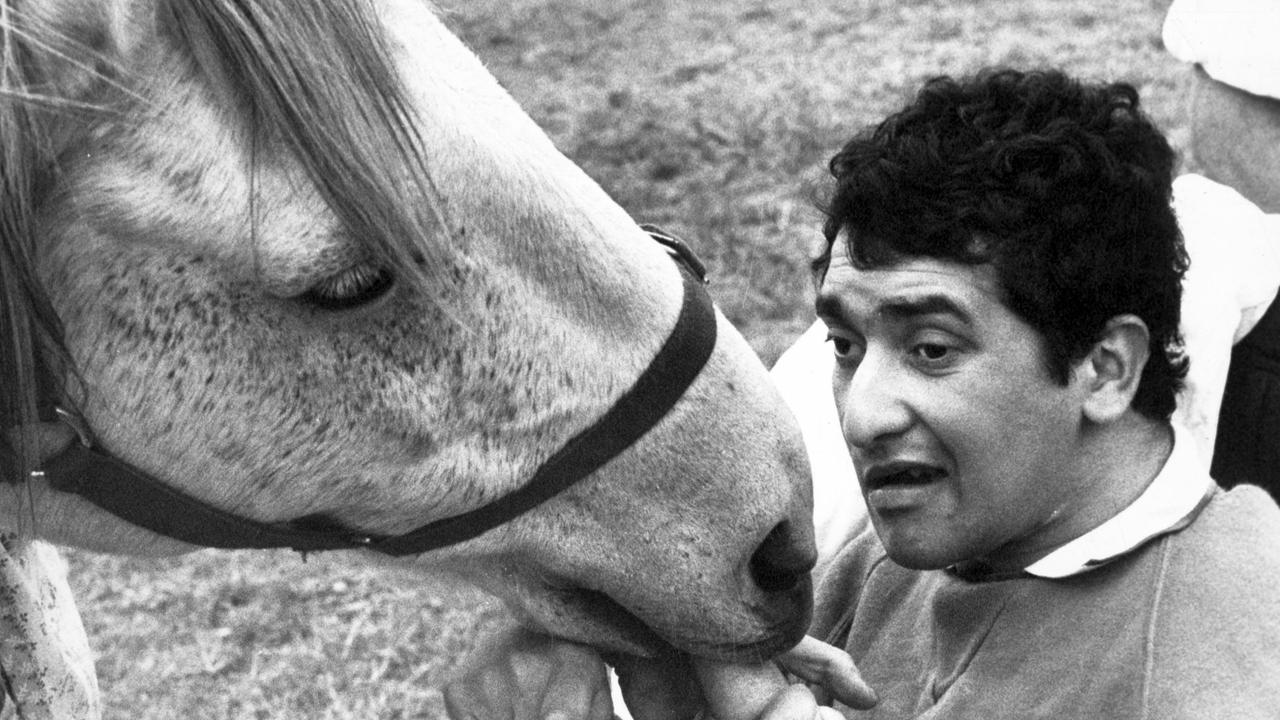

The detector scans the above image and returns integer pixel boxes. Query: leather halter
[35,227,716,556]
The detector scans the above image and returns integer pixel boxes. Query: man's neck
[971,413,1175,574]
[1075,413,1175,527]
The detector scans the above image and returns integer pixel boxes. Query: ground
[49,0,1188,717]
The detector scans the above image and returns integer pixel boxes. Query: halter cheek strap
[36,227,716,556]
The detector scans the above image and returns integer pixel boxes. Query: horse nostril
[749,521,815,593]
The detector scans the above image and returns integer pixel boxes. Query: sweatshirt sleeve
[1172,174,1280,462]
[1163,0,1280,100]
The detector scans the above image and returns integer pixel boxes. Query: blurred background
[58,1,1187,717]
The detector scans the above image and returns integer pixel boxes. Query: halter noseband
[34,227,716,556]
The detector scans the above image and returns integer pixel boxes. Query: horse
[0,0,817,715]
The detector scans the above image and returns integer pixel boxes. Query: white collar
[1022,423,1216,579]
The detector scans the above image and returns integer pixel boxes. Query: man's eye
[824,333,862,362]
[909,339,965,369]
[914,343,950,361]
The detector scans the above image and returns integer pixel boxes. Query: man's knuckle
[829,655,857,675]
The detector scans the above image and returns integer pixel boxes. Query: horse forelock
[162,0,455,291]
[1,0,456,486]
[1,1,85,488]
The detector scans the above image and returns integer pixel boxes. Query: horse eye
[298,264,394,310]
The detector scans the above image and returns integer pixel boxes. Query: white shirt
[770,320,865,569]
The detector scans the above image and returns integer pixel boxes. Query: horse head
[1,0,816,660]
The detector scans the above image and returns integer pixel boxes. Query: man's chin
[877,535,968,572]
[869,514,963,570]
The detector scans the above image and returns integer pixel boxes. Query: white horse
[0,0,815,715]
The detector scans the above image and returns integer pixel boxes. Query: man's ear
[1078,314,1151,424]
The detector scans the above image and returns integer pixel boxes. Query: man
[444,69,1280,719]
[804,67,1280,718]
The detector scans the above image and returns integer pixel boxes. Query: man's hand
[443,628,875,720]
[443,626,614,720]
[617,636,876,720]
[776,636,877,710]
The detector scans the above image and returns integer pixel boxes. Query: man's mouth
[863,461,948,492]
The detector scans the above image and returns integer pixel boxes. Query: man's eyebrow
[878,295,974,325]
[814,292,974,325]
[814,292,847,321]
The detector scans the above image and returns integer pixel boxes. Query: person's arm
[1171,174,1280,461]
[442,628,875,720]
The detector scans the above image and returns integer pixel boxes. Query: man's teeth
[887,467,942,485]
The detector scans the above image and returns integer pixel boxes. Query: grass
[34,0,1189,717]
[60,551,506,719]
[448,0,1189,362]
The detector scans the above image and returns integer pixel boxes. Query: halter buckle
[54,408,94,449]
[640,224,709,284]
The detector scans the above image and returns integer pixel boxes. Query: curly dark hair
[816,68,1189,421]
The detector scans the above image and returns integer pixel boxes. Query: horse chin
[528,587,673,658]
[509,580,813,662]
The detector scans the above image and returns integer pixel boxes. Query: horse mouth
[541,581,812,662]
[550,587,672,656]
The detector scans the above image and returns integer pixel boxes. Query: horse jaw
[430,314,818,661]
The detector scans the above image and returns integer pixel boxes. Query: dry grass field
[43,0,1190,717]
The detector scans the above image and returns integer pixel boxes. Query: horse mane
[162,0,457,277]
[1,0,453,486]
[1,0,85,489]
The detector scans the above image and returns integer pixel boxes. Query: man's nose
[838,350,913,450]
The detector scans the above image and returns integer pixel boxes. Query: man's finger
[443,629,611,720]
[608,652,703,720]
[441,679,486,720]
[694,657,791,720]
[587,677,617,720]
[753,684,835,720]
[541,644,613,720]
[776,636,877,710]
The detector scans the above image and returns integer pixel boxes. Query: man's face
[816,237,1092,571]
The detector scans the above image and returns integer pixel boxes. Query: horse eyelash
[299,263,393,309]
